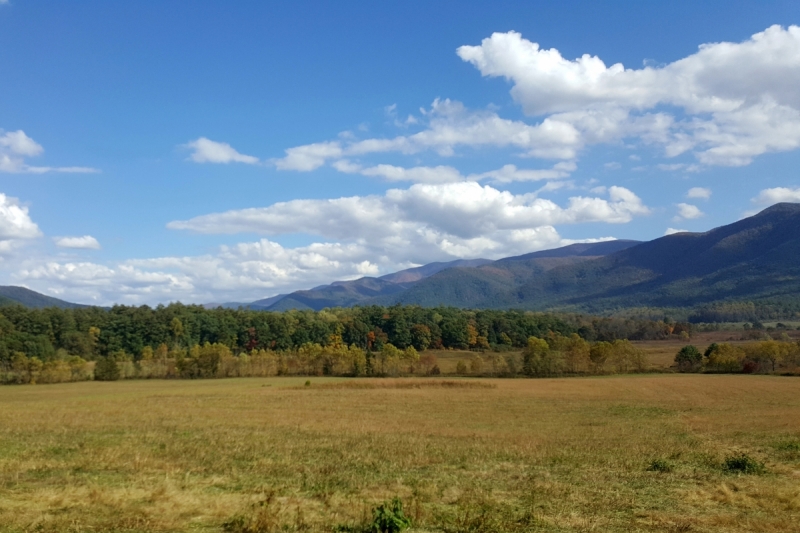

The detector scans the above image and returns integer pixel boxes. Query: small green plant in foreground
[723,452,764,474]
[647,458,674,473]
[370,498,411,533]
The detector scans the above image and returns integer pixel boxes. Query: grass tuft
[647,458,674,473]
[723,452,765,474]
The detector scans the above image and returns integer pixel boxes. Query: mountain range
[220,203,800,313]
[3,203,800,314]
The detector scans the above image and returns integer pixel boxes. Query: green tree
[409,324,432,351]
[675,345,702,372]
[94,356,120,381]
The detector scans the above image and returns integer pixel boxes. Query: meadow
[1,374,799,532]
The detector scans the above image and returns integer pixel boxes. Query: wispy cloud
[184,137,259,164]
[54,235,101,250]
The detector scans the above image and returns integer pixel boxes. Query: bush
[369,498,411,533]
[94,356,120,381]
[723,452,764,474]
[675,345,702,372]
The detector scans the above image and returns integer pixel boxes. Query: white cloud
[675,203,704,220]
[476,162,575,183]
[185,137,259,164]
[273,141,343,171]
[0,130,43,157]
[360,164,465,184]
[0,193,41,241]
[272,99,584,171]
[14,227,618,305]
[664,227,689,235]
[687,187,712,200]
[0,129,99,174]
[456,26,800,167]
[54,235,101,250]
[5,182,648,305]
[168,182,648,241]
[335,161,574,184]
[752,186,800,204]
[604,162,621,170]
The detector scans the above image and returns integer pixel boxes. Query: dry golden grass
[1,375,799,532]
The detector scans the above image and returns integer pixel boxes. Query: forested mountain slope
[253,258,492,311]
[517,202,800,311]
[384,203,800,311]
[374,241,641,308]
[254,243,636,311]
[0,286,84,309]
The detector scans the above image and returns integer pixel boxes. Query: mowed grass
[0,376,799,532]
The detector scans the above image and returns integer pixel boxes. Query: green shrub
[723,452,764,474]
[675,345,702,372]
[370,497,411,533]
[94,356,120,381]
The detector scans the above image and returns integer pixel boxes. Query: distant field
[1,375,799,532]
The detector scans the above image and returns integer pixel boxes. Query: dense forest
[0,303,700,361]
[0,303,699,384]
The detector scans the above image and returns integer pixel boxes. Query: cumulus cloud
[54,235,101,250]
[0,130,43,157]
[16,227,621,305]
[675,203,704,220]
[0,193,41,241]
[752,186,800,204]
[687,187,712,200]
[185,137,259,164]
[269,25,800,183]
[5,181,646,304]
[169,182,648,240]
[457,26,800,167]
[272,99,584,171]
[0,129,100,174]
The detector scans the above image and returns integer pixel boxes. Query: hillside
[249,242,637,311]
[516,202,800,311]
[384,203,800,312]
[374,241,642,308]
[251,258,491,311]
[0,286,85,309]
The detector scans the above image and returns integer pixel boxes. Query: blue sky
[1,0,800,305]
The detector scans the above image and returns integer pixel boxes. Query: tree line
[675,340,800,374]
[0,303,697,384]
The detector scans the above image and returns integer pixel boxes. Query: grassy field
[1,375,799,532]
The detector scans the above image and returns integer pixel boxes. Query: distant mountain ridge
[0,286,85,309]
[384,203,800,311]
[232,241,641,311]
[6,205,800,314]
